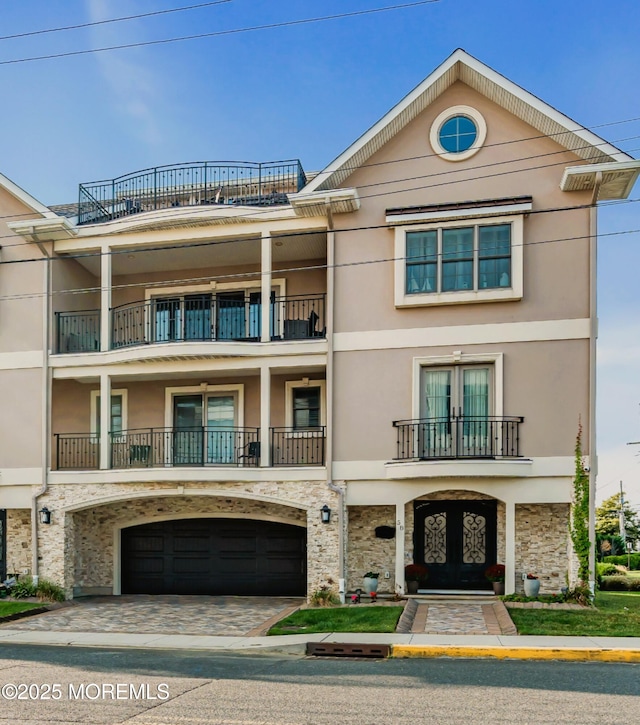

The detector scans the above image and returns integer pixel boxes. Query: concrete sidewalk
[0,627,638,662]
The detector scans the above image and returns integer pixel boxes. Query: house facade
[1,50,639,598]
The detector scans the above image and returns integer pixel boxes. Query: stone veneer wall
[346,506,396,593]
[37,480,340,599]
[515,503,571,594]
[5,509,32,576]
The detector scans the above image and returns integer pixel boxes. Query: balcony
[54,427,326,470]
[392,416,524,461]
[78,160,307,225]
[54,295,325,353]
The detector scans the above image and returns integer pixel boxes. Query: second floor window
[406,223,511,295]
[292,387,321,429]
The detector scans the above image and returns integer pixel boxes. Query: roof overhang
[288,188,360,218]
[303,49,634,194]
[386,195,533,224]
[8,216,78,241]
[560,160,640,200]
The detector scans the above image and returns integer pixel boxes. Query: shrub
[600,576,640,592]
[603,554,640,570]
[10,577,37,599]
[597,562,623,577]
[35,579,65,603]
[309,586,340,607]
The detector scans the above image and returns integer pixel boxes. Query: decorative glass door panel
[154,298,181,342]
[206,395,235,464]
[173,395,204,465]
[217,292,246,340]
[421,366,491,458]
[184,294,212,341]
[414,500,496,589]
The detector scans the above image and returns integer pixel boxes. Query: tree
[596,493,640,549]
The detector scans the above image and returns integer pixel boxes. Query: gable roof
[0,171,56,218]
[303,48,634,194]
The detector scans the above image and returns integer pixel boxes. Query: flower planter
[406,580,419,594]
[492,581,505,596]
[523,578,540,597]
[363,577,378,594]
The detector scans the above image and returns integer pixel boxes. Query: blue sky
[1,0,639,505]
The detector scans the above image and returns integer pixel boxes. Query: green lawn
[268,606,404,636]
[0,601,43,617]
[507,591,640,637]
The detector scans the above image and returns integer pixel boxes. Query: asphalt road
[0,644,637,724]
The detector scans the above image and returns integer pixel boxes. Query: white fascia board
[8,216,78,239]
[560,159,640,198]
[458,51,633,164]
[303,49,630,194]
[0,172,57,218]
[302,51,461,194]
[385,201,532,224]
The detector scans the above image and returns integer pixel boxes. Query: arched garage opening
[121,518,306,596]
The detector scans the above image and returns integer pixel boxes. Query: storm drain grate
[306,642,390,658]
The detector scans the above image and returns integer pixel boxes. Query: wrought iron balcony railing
[53,294,326,352]
[270,427,326,466]
[55,310,100,353]
[392,416,524,461]
[78,160,307,225]
[55,428,260,470]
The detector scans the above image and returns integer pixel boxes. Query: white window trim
[164,384,245,429]
[90,389,128,435]
[429,105,487,162]
[394,214,524,308]
[412,353,504,421]
[285,379,326,430]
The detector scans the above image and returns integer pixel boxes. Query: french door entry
[414,500,497,590]
[421,365,492,458]
[152,291,276,343]
[173,394,237,465]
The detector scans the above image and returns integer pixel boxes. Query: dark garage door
[121,518,306,596]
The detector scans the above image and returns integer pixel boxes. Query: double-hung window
[406,223,511,295]
[392,206,526,307]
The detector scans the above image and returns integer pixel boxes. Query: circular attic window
[430,105,487,161]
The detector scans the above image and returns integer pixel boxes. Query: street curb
[391,645,640,663]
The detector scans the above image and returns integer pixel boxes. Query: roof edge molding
[0,172,57,219]
[303,49,634,194]
[8,216,78,241]
[289,188,360,218]
[560,160,640,200]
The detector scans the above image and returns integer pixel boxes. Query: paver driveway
[0,595,303,636]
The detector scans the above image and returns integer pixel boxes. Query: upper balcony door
[421,366,492,458]
[152,290,276,343]
[173,393,237,465]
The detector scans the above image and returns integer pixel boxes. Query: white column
[505,500,516,594]
[99,372,111,470]
[100,245,111,352]
[260,365,271,467]
[260,231,272,343]
[395,502,406,595]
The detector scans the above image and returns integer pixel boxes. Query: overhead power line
[0,1,233,42]
[0,224,638,305]
[0,1,440,66]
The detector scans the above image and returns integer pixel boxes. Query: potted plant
[484,564,506,595]
[363,571,379,594]
[404,564,429,594]
[523,573,540,597]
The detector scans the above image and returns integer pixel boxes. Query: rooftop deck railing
[392,416,524,461]
[78,160,307,225]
